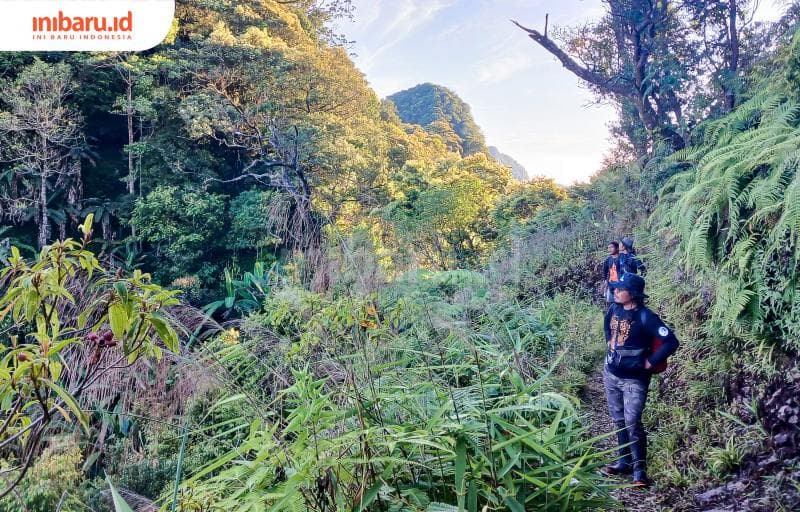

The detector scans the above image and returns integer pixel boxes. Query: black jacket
[620,252,646,276]
[604,303,679,380]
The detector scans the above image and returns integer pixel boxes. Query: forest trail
[581,366,679,512]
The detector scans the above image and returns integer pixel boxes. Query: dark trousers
[603,367,649,466]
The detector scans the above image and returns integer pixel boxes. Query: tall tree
[0,60,84,248]
[103,53,159,197]
[682,0,762,112]
[514,0,768,153]
[175,3,380,250]
[515,1,688,151]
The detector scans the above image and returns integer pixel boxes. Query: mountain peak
[488,146,528,181]
[386,83,488,156]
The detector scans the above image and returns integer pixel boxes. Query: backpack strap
[640,307,670,373]
[639,308,652,353]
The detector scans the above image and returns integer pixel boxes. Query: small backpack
[640,309,668,374]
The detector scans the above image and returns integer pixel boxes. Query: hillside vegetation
[1,1,800,511]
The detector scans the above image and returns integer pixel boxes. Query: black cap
[610,272,647,299]
[621,237,634,251]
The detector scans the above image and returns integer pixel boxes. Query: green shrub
[538,294,605,394]
[131,186,226,284]
[226,189,283,252]
[0,438,85,512]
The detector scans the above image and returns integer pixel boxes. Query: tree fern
[768,170,800,256]
[657,76,800,346]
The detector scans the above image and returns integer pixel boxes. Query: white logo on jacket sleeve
[658,326,669,337]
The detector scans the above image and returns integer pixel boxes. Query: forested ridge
[1,1,800,511]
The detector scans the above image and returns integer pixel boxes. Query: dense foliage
[177,275,613,511]
[2,0,800,510]
[0,216,182,503]
[0,1,523,293]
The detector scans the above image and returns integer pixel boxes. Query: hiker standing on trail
[619,237,646,276]
[602,272,679,487]
[602,241,622,303]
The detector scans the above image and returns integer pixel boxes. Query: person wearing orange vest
[602,241,622,302]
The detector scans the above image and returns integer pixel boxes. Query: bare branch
[511,19,632,97]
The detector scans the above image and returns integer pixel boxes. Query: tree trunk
[39,169,49,248]
[726,0,739,110]
[127,71,135,195]
[38,132,50,248]
[67,159,82,226]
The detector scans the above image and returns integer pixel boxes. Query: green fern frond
[662,84,800,343]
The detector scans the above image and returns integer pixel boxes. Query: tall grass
[172,272,616,511]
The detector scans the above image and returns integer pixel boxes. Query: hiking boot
[602,459,632,476]
[602,423,632,476]
[631,462,651,488]
[630,432,650,487]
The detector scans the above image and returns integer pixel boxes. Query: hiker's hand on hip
[644,359,652,369]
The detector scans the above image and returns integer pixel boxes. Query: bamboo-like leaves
[106,475,136,512]
[186,325,614,510]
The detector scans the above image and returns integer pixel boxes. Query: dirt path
[581,366,674,511]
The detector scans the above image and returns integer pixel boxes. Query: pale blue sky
[340,0,784,184]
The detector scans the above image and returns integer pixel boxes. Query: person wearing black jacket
[602,272,679,487]
[619,237,646,276]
